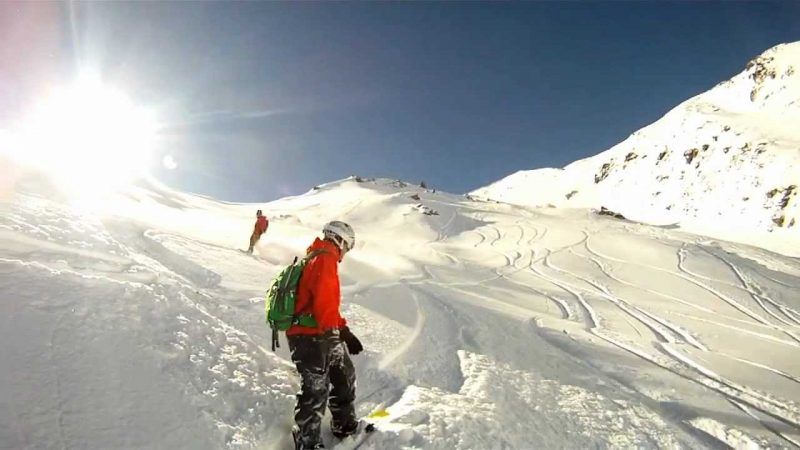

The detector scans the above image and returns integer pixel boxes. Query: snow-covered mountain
[2,171,800,449]
[472,42,800,256]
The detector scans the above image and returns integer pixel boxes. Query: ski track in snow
[2,178,800,448]
[563,235,800,437]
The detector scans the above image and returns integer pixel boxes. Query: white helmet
[323,220,355,253]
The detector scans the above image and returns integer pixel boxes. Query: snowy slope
[472,42,800,256]
[2,171,800,449]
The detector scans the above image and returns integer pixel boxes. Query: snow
[472,42,800,257]
[2,165,800,449]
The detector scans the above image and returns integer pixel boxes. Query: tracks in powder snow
[357,212,689,445]
[348,214,714,448]
[117,208,800,447]
[408,206,800,448]
[530,231,800,445]
[8,187,800,448]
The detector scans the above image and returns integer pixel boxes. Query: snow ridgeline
[1,174,800,449]
[472,41,800,257]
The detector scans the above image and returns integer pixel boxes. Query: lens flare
[6,71,158,200]
[162,154,178,170]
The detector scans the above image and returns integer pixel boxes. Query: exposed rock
[779,185,797,209]
[747,55,778,101]
[684,148,699,164]
[595,161,614,183]
[566,190,578,200]
[765,186,797,227]
[414,204,439,216]
[597,206,626,220]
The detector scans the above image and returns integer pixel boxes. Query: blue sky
[2,2,799,202]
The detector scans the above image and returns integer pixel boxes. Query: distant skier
[247,210,269,254]
[289,221,363,449]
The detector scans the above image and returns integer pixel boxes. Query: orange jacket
[254,216,269,234]
[286,238,346,335]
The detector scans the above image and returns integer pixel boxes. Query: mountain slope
[2,174,800,449]
[472,42,800,256]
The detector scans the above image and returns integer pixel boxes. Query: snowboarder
[247,209,269,254]
[289,221,363,450]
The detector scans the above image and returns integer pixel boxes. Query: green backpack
[265,249,326,351]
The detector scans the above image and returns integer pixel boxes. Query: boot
[331,420,359,439]
[292,426,325,449]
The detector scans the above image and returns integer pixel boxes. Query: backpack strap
[292,249,329,328]
[302,248,327,263]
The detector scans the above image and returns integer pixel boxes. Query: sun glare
[7,71,158,199]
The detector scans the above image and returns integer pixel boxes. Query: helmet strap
[325,234,347,255]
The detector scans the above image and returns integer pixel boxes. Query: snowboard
[332,421,376,449]
[239,249,266,260]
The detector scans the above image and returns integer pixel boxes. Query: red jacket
[255,216,268,234]
[286,238,347,335]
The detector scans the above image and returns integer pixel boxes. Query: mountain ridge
[472,42,800,255]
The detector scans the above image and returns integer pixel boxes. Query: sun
[6,71,158,199]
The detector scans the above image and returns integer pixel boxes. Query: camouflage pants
[288,331,357,449]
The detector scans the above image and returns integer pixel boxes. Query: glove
[339,326,363,355]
